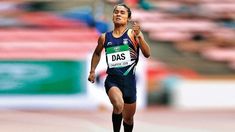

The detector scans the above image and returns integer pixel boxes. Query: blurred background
[0,0,235,131]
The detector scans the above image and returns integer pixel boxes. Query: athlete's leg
[108,86,124,113]
[108,87,124,132]
[122,102,136,132]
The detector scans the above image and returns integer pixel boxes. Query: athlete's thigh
[108,86,124,105]
[122,102,136,119]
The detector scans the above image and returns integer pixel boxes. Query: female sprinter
[88,3,150,132]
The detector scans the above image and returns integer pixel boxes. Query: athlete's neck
[113,25,128,38]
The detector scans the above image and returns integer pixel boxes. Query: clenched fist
[88,71,95,83]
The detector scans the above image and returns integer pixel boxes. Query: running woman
[88,3,150,132]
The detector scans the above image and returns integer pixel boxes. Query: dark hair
[113,3,132,18]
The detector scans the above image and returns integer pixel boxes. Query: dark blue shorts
[104,74,137,104]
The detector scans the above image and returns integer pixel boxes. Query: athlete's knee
[112,100,124,114]
[123,116,134,125]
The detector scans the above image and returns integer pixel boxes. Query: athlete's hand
[132,21,141,37]
[88,71,95,83]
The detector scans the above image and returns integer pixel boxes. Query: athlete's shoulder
[127,29,139,48]
[127,29,134,38]
[98,33,106,45]
[99,33,106,39]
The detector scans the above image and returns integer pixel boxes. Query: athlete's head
[112,3,132,25]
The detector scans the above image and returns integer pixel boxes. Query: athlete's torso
[104,29,139,76]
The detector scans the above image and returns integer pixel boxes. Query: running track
[0,107,234,132]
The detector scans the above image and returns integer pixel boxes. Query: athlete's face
[113,6,129,25]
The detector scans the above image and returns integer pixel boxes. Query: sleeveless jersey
[104,29,139,76]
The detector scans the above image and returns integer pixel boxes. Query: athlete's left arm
[136,32,151,58]
[131,21,151,58]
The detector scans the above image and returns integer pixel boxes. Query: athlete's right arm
[88,34,105,83]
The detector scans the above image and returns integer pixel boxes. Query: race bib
[106,45,132,68]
